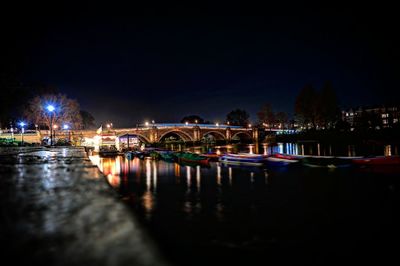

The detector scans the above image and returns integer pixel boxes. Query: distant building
[342,105,400,130]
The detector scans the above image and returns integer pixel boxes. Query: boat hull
[220,153,268,166]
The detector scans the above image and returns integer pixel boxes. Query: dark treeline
[294,81,339,129]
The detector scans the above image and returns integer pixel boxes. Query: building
[342,105,400,130]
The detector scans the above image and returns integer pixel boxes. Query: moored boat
[302,156,353,168]
[219,153,269,166]
[174,152,210,166]
[99,146,119,157]
[266,154,301,166]
[157,150,176,161]
[352,156,400,166]
[200,152,222,161]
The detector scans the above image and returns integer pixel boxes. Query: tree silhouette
[226,109,250,126]
[80,110,96,129]
[180,115,205,124]
[295,84,318,128]
[317,81,339,128]
[24,94,83,130]
[257,103,275,130]
[275,111,289,128]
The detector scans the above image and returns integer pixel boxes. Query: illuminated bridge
[107,123,258,143]
[4,124,294,145]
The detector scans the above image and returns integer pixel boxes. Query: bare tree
[257,103,275,130]
[24,94,83,130]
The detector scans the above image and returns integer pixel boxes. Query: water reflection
[89,143,400,266]
[89,154,270,217]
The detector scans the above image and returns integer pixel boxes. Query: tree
[180,115,205,124]
[226,109,250,126]
[80,110,96,129]
[295,84,318,129]
[317,81,339,128]
[275,111,288,129]
[257,103,275,130]
[24,94,83,130]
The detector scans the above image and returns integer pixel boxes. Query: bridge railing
[137,123,244,129]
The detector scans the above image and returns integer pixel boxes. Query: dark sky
[3,2,400,127]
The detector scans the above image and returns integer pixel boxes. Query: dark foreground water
[90,143,400,266]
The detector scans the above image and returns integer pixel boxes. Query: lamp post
[19,122,26,145]
[63,124,70,143]
[53,124,58,145]
[46,105,55,145]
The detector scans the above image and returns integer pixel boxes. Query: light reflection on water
[89,142,400,266]
[90,153,268,217]
[89,142,399,216]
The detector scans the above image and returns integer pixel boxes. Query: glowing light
[19,122,26,127]
[249,144,254,154]
[63,124,69,130]
[53,124,58,129]
[216,122,219,127]
[195,120,198,124]
[107,124,111,128]
[145,122,149,126]
[227,121,230,125]
[185,122,188,125]
[46,105,55,112]
[248,123,252,128]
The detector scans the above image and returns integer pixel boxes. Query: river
[90,142,400,266]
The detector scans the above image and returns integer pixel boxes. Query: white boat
[219,153,269,166]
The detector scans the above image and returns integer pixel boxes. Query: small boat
[301,156,353,168]
[266,153,302,166]
[125,150,146,159]
[200,152,221,161]
[157,150,176,162]
[174,152,210,166]
[352,156,400,166]
[99,146,119,157]
[219,153,269,166]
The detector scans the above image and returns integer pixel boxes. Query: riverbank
[275,128,400,145]
[0,146,167,266]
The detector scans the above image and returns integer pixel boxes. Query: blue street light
[46,104,56,145]
[63,124,69,130]
[46,105,55,112]
[19,121,26,145]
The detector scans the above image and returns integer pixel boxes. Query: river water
[90,143,400,266]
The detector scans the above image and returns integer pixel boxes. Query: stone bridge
[74,123,258,144]
[2,123,259,144]
[107,123,258,143]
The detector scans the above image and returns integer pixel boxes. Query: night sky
[3,2,400,127]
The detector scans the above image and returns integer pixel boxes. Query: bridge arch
[116,132,151,144]
[202,131,226,141]
[231,131,252,142]
[158,130,194,142]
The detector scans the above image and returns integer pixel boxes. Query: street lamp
[46,105,55,145]
[19,122,26,145]
[63,124,70,143]
[145,121,149,127]
[53,124,58,144]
